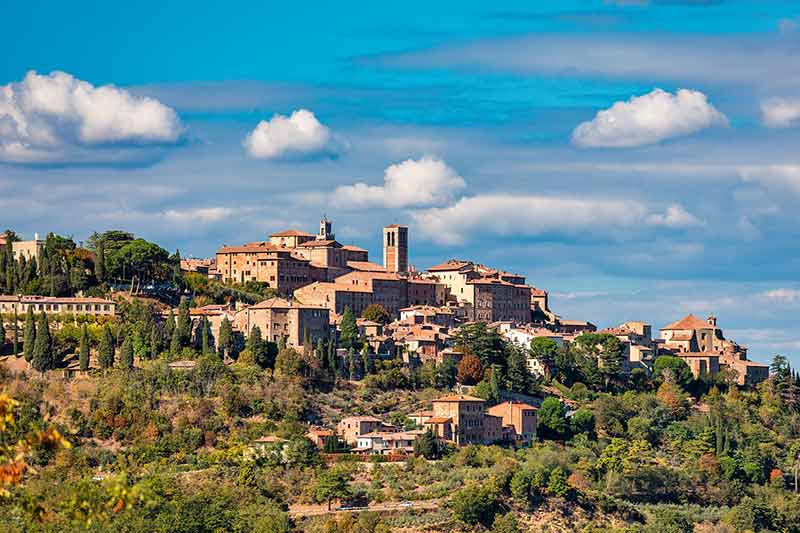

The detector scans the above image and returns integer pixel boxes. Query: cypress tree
[315,338,324,365]
[120,335,134,369]
[150,327,160,359]
[169,329,181,356]
[361,345,373,376]
[31,312,53,373]
[0,319,5,351]
[327,339,337,378]
[23,306,36,362]
[164,309,176,343]
[176,299,191,347]
[172,249,183,291]
[95,240,105,282]
[200,317,211,356]
[12,310,20,358]
[98,324,114,369]
[348,347,358,380]
[219,317,233,360]
[79,324,90,371]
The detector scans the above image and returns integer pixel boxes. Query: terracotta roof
[249,297,326,310]
[346,260,386,272]
[340,415,383,423]
[488,401,537,413]
[424,417,453,424]
[217,243,279,254]
[662,314,716,331]
[385,224,406,229]
[427,259,473,272]
[433,394,485,403]
[270,229,313,237]
[298,239,341,248]
[342,244,368,252]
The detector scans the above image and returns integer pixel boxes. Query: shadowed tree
[23,307,35,363]
[79,324,90,371]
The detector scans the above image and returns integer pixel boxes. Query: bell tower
[318,216,334,241]
[383,224,408,273]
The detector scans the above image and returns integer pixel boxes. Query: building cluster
[171,217,770,388]
[0,295,116,318]
[331,395,537,455]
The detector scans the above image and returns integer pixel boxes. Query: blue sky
[3,0,800,364]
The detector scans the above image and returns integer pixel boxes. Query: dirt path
[289,498,441,517]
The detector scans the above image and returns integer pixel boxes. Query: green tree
[570,407,595,437]
[506,344,532,393]
[653,355,694,387]
[79,324,90,371]
[0,320,5,351]
[98,324,115,369]
[361,303,391,324]
[449,484,501,528]
[339,307,358,349]
[164,308,176,343]
[275,347,305,376]
[314,467,352,511]
[12,310,19,358]
[492,513,521,533]
[31,312,54,373]
[94,239,105,281]
[529,337,560,377]
[149,327,160,359]
[435,355,457,389]
[452,322,506,369]
[23,306,35,362]
[218,316,233,360]
[546,467,571,498]
[176,299,192,347]
[120,335,134,369]
[538,397,568,440]
[413,429,442,459]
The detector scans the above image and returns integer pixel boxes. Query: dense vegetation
[3,229,800,531]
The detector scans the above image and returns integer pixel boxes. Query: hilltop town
[0,223,795,532]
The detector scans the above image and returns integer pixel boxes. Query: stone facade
[0,295,115,317]
[234,297,329,348]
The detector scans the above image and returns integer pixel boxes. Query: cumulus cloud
[332,156,465,209]
[0,70,183,163]
[410,194,697,245]
[646,204,703,228]
[761,98,800,128]
[243,109,344,160]
[572,89,727,148]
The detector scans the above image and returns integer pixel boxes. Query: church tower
[383,224,408,273]
[318,216,334,241]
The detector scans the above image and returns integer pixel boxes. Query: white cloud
[572,89,727,148]
[332,156,465,209]
[410,194,696,245]
[163,207,236,224]
[761,98,800,128]
[0,70,183,163]
[737,165,800,195]
[243,109,344,160]
[646,204,703,228]
[763,288,800,304]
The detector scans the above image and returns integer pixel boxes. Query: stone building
[430,394,487,446]
[0,295,115,317]
[487,401,538,444]
[234,297,329,348]
[659,314,769,386]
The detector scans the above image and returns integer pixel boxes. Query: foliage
[361,304,391,325]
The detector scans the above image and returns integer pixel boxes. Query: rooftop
[249,297,327,310]
[662,314,717,331]
[432,394,485,403]
[427,259,473,272]
[270,229,313,237]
